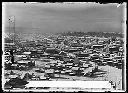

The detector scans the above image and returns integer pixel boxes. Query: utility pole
[8,16,15,43]
[8,16,10,37]
[8,16,15,64]
[13,16,15,44]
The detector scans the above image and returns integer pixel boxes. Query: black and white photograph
[2,2,126,92]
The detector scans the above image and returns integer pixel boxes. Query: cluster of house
[4,34,124,83]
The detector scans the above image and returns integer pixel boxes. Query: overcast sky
[4,3,124,34]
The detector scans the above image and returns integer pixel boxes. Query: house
[45,48,60,54]
[17,60,31,65]
[92,45,104,49]
[77,53,90,60]
[109,47,119,54]
[63,48,79,53]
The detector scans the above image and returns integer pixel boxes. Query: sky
[3,2,124,34]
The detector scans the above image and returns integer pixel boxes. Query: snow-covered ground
[4,65,122,90]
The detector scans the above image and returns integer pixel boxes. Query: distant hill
[4,27,124,40]
[57,31,124,38]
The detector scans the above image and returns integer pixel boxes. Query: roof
[93,45,104,47]
[72,67,79,70]
[15,55,27,57]
[45,69,54,73]
[9,75,18,78]
[23,52,31,55]
[17,60,31,63]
